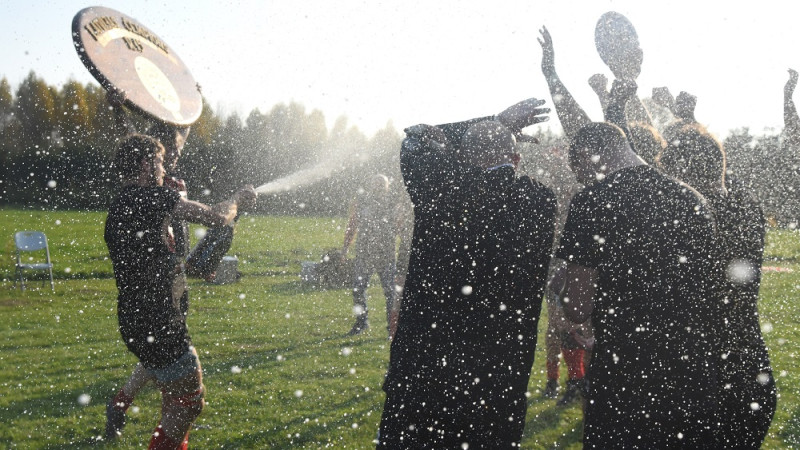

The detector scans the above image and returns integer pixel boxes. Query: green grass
[0,208,798,448]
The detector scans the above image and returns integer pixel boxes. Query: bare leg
[156,348,205,445]
[122,363,156,398]
[106,363,156,439]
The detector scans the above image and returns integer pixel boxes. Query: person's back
[564,165,719,446]
[557,123,721,447]
[381,121,556,448]
[106,184,182,333]
[354,185,396,265]
[709,180,776,448]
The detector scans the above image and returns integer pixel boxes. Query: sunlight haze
[2,0,797,137]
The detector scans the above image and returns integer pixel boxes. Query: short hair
[656,123,725,189]
[369,174,390,193]
[460,120,515,164]
[113,134,165,179]
[627,122,666,165]
[569,122,628,159]
[147,121,190,144]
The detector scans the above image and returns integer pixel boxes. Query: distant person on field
[341,174,400,336]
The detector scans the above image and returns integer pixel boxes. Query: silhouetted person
[657,123,776,449]
[104,88,195,441]
[558,122,721,447]
[378,103,556,448]
[538,25,596,405]
[341,174,399,336]
[105,134,255,448]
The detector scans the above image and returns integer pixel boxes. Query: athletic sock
[111,388,135,411]
[148,423,182,450]
[563,348,585,380]
[179,431,189,450]
[546,360,560,381]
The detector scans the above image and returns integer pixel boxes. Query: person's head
[627,122,666,165]
[568,122,630,185]
[113,134,166,186]
[460,121,517,169]
[147,122,191,172]
[656,123,725,194]
[369,174,390,195]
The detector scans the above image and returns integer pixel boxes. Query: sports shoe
[347,316,369,336]
[542,378,560,399]
[105,398,126,440]
[557,379,583,406]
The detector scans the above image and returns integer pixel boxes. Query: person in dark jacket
[657,123,776,449]
[378,100,557,448]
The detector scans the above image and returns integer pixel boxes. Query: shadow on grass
[522,396,584,449]
[220,390,382,448]
[201,331,385,378]
[778,404,800,446]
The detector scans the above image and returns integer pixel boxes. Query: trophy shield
[72,6,202,126]
[595,11,643,80]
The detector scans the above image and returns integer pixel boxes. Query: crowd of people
[100,18,786,450]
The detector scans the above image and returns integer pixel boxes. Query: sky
[2,0,799,139]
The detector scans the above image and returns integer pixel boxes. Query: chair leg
[18,268,26,292]
[49,269,55,292]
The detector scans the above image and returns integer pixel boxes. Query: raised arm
[341,202,359,257]
[785,69,800,137]
[604,79,638,131]
[538,26,590,140]
[105,86,137,140]
[588,73,610,112]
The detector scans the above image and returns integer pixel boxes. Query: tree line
[1,71,798,224]
[0,71,403,216]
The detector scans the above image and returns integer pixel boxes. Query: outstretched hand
[404,124,449,150]
[537,26,556,76]
[786,68,798,96]
[609,79,638,103]
[651,86,675,111]
[674,91,697,122]
[497,98,550,132]
[588,74,609,96]
[235,185,258,211]
[105,85,127,108]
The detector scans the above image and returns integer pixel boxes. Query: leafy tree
[14,71,58,148]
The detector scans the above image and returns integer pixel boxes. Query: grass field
[0,208,798,448]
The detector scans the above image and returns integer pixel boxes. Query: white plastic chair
[14,231,55,291]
